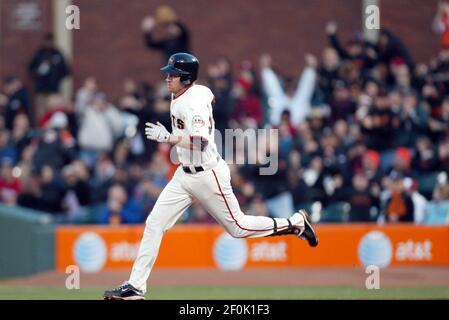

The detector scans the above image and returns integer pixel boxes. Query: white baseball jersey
[170,84,219,166]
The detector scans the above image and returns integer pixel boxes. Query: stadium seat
[82,204,106,224]
[295,201,322,223]
[320,201,350,223]
[417,172,440,199]
[295,201,316,213]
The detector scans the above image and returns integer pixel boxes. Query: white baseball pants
[128,159,304,292]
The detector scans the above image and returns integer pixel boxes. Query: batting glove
[145,121,170,143]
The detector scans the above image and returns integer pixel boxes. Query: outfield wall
[0,205,55,277]
[56,224,449,273]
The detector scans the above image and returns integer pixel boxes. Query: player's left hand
[145,122,170,143]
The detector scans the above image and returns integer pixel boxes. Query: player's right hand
[145,121,170,143]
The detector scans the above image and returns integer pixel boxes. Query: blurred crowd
[2,4,449,225]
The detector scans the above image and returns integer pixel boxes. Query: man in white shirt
[103,53,318,300]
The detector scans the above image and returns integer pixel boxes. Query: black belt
[182,166,204,174]
[182,156,221,174]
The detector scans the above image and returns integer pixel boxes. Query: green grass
[0,286,449,300]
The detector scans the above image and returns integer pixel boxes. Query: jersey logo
[192,115,205,128]
[172,115,185,129]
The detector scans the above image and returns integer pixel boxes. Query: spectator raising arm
[260,53,317,126]
[326,21,351,60]
[260,54,290,125]
[290,54,318,126]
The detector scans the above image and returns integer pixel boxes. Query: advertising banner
[56,224,449,272]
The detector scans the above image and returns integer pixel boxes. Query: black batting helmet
[160,52,199,85]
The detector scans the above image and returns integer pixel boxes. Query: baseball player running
[103,53,318,300]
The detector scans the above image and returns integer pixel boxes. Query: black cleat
[103,283,145,300]
[298,210,319,247]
